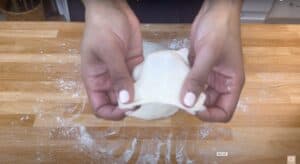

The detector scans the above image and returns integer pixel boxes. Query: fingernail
[184,92,196,107]
[119,90,129,104]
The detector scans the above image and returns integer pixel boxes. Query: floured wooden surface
[0,22,299,163]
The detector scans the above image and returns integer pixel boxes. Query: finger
[196,106,231,122]
[119,1,144,73]
[189,12,201,65]
[85,82,125,120]
[198,75,245,122]
[127,55,143,72]
[197,92,238,123]
[108,90,117,105]
[86,90,108,113]
[180,41,219,108]
[207,71,230,93]
[126,12,144,73]
[204,87,219,107]
[108,57,134,105]
[98,36,135,104]
[85,88,125,120]
[81,47,120,120]
[81,48,112,92]
[82,71,112,92]
[121,0,143,59]
[94,105,126,121]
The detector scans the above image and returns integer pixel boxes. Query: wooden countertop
[0,22,299,163]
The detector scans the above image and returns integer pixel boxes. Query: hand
[81,0,143,120]
[181,0,245,122]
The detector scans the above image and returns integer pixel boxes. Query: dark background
[68,0,204,23]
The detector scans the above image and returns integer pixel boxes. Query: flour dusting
[237,99,249,112]
[137,136,164,164]
[56,78,77,91]
[168,38,190,50]
[199,124,212,139]
[165,133,172,163]
[25,40,242,163]
[78,126,95,149]
[20,115,30,121]
[176,139,192,164]
[120,137,138,162]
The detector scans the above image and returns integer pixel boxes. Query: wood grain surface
[0,22,299,164]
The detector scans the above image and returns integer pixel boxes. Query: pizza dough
[118,48,206,120]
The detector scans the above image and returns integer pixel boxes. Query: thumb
[181,43,219,107]
[110,61,134,105]
[100,44,135,105]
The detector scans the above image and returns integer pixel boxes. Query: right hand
[81,0,143,120]
[180,0,245,122]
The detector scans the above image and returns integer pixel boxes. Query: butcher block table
[0,22,299,164]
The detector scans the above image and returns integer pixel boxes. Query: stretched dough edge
[119,48,207,120]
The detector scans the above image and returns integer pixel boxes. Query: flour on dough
[118,48,206,120]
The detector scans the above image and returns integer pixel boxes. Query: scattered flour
[165,134,172,163]
[237,99,249,112]
[168,38,190,50]
[175,131,195,164]
[137,136,164,164]
[28,40,243,163]
[199,124,212,139]
[20,115,30,121]
[120,137,138,162]
[56,78,77,91]
[78,126,95,149]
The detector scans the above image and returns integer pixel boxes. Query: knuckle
[93,108,105,119]
[189,77,201,86]
[94,112,104,119]
[186,79,202,94]
[187,76,206,91]
[221,110,234,123]
[189,74,204,83]
[85,75,111,91]
[220,115,233,123]
[93,109,125,121]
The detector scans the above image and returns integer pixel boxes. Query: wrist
[84,0,116,16]
[203,0,242,17]
[202,0,242,31]
[204,0,242,10]
[84,0,130,22]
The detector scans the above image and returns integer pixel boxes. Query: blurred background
[0,0,299,23]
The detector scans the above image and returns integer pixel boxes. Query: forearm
[203,0,243,11]
[202,0,242,19]
[82,0,128,12]
[83,0,118,19]
[200,0,242,34]
[83,0,118,8]
[83,0,131,23]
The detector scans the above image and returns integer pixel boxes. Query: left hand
[81,0,143,120]
[180,0,245,122]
